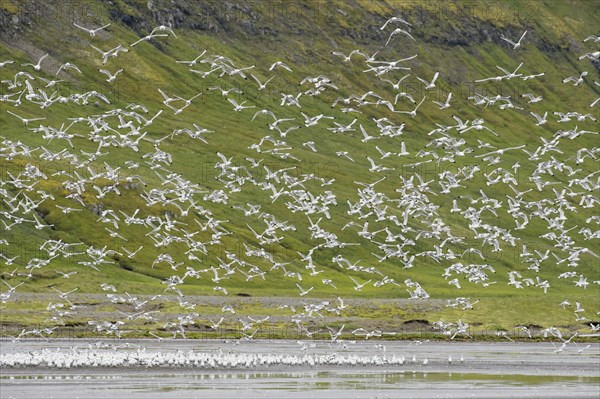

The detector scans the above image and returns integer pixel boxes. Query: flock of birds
[0,10,599,364]
[0,343,456,369]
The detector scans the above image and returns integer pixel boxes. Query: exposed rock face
[0,0,575,54]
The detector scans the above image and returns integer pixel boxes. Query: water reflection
[2,370,597,388]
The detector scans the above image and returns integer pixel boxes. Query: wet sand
[1,340,599,398]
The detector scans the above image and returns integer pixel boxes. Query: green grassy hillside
[0,0,598,339]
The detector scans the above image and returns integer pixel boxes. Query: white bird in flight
[98,68,124,83]
[349,276,372,291]
[500,30,528,49]
[6,110,46,126]
[386,28,416,45]
[380,16,411,30]
[73,22,110,36]
[175,50,207,66]
[396,96,427,118]
[21,53,48,71]
[530,111,548,126]
[296,283,314,296]
[56,62,82,75]
[417,72,439,90]
[251,74,274,90]
[331,49,365,62]
[432,92,452,109]
[583,35,600,43]
[131,33,169,47]
[56,271,78,279]
[151,25,177,38]
[228,98,255,112]
[380,74,411,90]
[269,61,292,72]
[562,71,588,85]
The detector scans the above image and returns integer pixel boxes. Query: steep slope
[0,0,598,337]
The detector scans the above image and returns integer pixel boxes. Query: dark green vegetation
[0,0,598,339]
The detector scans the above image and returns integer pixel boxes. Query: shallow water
[2,370,598,399]
[1,340,599,398]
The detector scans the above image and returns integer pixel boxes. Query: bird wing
[401,29,416,40]
[496,66,510,75]
[250,73,261,85]
[385,30,398,45]
[529,111,541,122]
[73,23,90,32]
[264,75,275,85]
[518,30,528,43]
[500,36,515,46]
[360,124,369,138]
[513,62,524,73]
[90,44,105,55]
[157,88,171,101]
